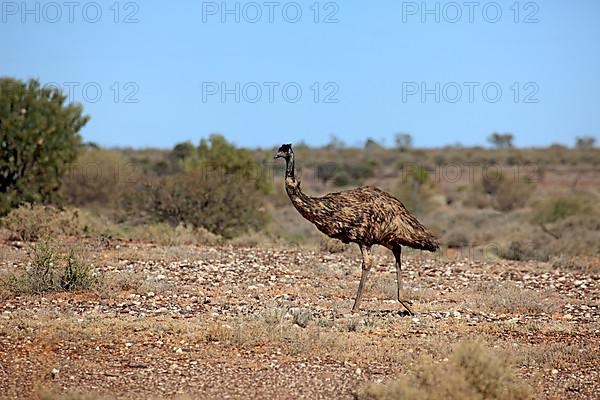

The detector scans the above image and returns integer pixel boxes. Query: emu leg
[352,245,371,313]
[393,247,414,315]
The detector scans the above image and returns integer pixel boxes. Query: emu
[274,144,439,315]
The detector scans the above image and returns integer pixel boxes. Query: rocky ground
[0,239,598,399]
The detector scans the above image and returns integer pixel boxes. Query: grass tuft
[359,341,532,400]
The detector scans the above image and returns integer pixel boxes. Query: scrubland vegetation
[3,134,600,263]
[1,78,598,399]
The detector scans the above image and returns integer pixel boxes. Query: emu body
[275,144,439,314]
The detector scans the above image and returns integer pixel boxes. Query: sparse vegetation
[466,282,557,314]
[0,134,599,399]
[359,341,532,400]
[1,241,97,295]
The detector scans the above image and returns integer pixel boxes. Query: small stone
[551,369,559,375]
[355,367,362,376]
[51,368,59,379]
[563,314,573,320]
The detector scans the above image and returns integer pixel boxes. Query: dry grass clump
[1,241,98,295]
[120,223,220,246]
[1,204,84,241]
[496,240,545,261]
[359,341,532,400]
[319,236,347,253]
[465,282,557,315]
[514,341,599,371]
[0,202,221,247]
[197,306,412,364]
[37,388,193,400]
[37,389,116,400]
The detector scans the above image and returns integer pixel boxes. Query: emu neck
[284,153,299,194]
[284,153,295,179]
[284,154,317,220]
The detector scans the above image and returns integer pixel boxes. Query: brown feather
[286,177,439,251]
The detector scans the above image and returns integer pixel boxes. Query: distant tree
[0,78,89,215]
[195,134,271,194]
[324,134,345,150]
[575,136,596,149]
[487,132,514,149]
[394,133,413,151]
[364,138,382,149]
[172,141,196,160]
[294,140,310,150]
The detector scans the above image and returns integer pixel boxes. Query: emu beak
[274,152,283,159]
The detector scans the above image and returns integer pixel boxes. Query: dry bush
[359,341,531,400]
[121,223,220,246]
[1,204,83,241]
[290,307,313,328]
[492,178,534,212]
[93,271,145,297]
[496,240,547,261]
[37,388,193,400]
[1,202,222,246]
[550,255,600,272]
[0,203,127,243]
[319,236,347,253]
[513,341,599,372]
[60,148,132,210]
[544,215,600,257]
[37,389,116,400]
[465,282,557,315]
[469,171,535,212]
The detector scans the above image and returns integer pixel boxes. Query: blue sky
[2,0,599,148]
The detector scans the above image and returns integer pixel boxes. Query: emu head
[274,143,293,160]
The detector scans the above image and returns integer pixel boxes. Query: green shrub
[531,193,594,224]
[2,241,97,295]
[359,341,531,400]
[0,78,89,215]
[125,171,268,239]
[331,159,378,187]
[333,171,352,187]
[394,165,435,214]
[319,236,347,253]
[189,134,272,194]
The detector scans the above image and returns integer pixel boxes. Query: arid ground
[1,237,598,400]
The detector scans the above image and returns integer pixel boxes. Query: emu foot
[398,299,415,316]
